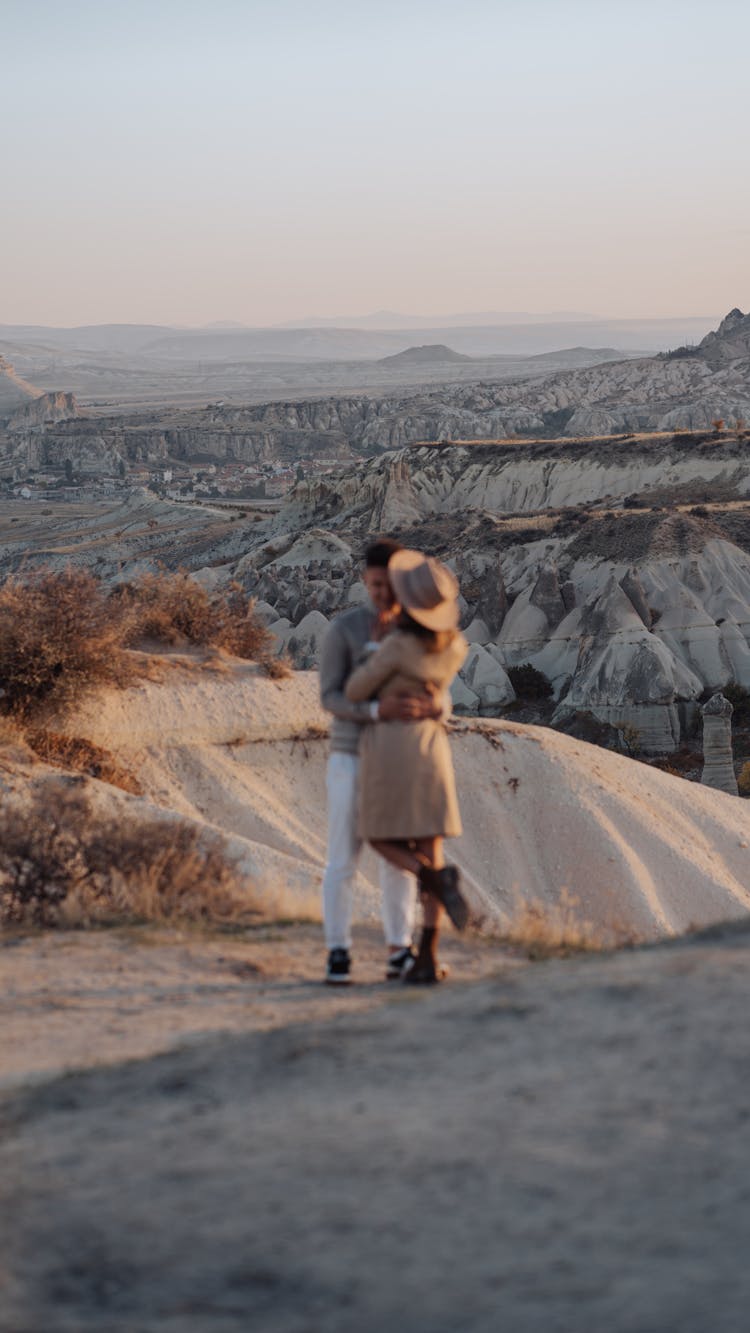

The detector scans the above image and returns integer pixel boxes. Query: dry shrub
[738,760,750,797]
[0,567,132,719]
[0,716,25,749]
[0,787,94,926]
[492,891,635,961]
[25,730,143,794]
[116,570,277,664]
[262,654,293,680]
[0,785,254,928]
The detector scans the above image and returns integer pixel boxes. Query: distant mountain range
[0,314,720,362]
[274,309,596,329]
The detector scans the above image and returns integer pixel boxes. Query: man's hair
[364,537,402,569]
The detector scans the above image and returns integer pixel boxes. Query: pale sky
[2,0,748,326]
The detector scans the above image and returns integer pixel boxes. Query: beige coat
[345,629,468,840]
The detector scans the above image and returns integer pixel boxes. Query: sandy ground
[3,920,750,1332]
[0,922,503,1092]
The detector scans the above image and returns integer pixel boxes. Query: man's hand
[378,688,443,722]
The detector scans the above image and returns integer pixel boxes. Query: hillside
[3,657,750,1330]
[45,662,750,938]
[378,343,472,365]
[0,355,42,417]
[0,308,744,461]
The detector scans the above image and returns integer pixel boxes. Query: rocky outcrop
[0,356,42,418]
[698,308,750,368]
[700,692,739,795]
[246,497,750,750]
[5,309,748,475]
[6,391,80,429]
[289,438,750,534]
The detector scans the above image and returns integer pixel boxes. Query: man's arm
[319,620,378,725]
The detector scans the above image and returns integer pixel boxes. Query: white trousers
[322,752,417,951]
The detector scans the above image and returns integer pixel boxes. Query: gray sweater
[319,605,378,755]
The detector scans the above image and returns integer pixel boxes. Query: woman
[345,549,469,984]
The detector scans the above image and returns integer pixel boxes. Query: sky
[2,0,749,327]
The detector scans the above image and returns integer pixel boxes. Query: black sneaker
[386,946,416,981]
[325,948,352,985]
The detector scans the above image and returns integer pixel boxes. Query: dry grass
[0,715,26,750]
[489,891,637,960]
[24,730,143,794]
[0,785,257,929]
[0,567,132,720]
[0,565,288,729]
[117,571,271,656]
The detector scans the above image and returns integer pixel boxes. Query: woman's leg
[370,837,453,976]
[369,835,445,874]
[370,839,422,875]
[411,838,444,973]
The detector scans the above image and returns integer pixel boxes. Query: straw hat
[388,549,460,632]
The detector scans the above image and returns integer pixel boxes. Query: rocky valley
[1,310,749,756]
[1,310,748,480]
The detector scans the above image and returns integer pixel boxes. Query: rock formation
[3,309,750,474]
[700,692,739,796]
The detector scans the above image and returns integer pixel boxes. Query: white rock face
[459,645,515,709]
[701,692,739,796]
[293,442,750,533]
[258,529,750,742]
[268,529,352,569]
[450,674,480,714]
[284,610,330,668]
[497,591,553,665]
[251,600,279,625]
[55,666,750,941]
[463,617,492,645]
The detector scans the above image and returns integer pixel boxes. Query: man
[319,538,444,984]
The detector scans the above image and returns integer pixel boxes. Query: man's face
[363,565,396,614]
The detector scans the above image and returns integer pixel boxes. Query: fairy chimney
[700,692,738,796]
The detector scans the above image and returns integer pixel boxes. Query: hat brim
[388,549,460,632]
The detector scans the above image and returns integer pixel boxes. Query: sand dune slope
[55,659,750,940]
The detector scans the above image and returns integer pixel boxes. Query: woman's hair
[397,609,456,654]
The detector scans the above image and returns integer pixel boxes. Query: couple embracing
[319,537,469,986]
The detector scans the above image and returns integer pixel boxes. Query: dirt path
[0,922,506,1091]
[3,923,750,1332]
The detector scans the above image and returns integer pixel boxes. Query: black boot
[418,864,469,932]
[404,926,441,985]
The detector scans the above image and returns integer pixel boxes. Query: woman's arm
[345,634,403,702]
[319,618,380,724]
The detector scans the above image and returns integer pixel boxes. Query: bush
[0,785,249,927]
[507,663,553,700]
[689,505,710,518]
[0,566,286,727]
[25,730,142,794]
[722,682,750,727]
[116,570,274,661]
[0,568,130,719]
[738,761,750,797]
[491,890,636,960]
